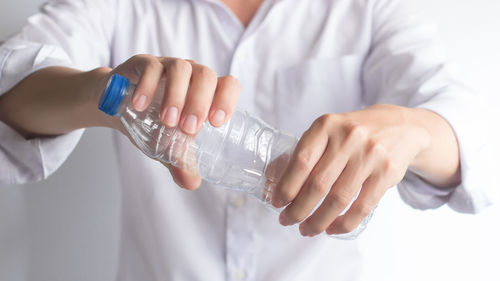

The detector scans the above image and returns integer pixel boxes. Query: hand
[271,104,434,236]
[98,55,241,190]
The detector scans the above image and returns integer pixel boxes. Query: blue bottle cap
[98,74,130,116]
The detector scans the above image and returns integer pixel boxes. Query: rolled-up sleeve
[363,0,498,213]
[0,0,116,184]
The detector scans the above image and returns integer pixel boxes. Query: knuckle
[132,54,149,60]
[367,139,387,158]
[347,123,368,141]
[170,59,192,74]
[277,189,296,204]
[132,54,161,71]
[223,75,241,90]
[142,54,158,64]
[357,203,373,218]
[382,158,399,174]
[195,66,217,81]
[329,190,351,207]
[296,149,315,171]
[148,60,163,71]
[309,175,330,194]
[314,114,334,129]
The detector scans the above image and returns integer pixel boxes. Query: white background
[0,0,499,281]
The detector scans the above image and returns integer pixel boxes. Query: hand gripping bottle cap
[98,74,130,116]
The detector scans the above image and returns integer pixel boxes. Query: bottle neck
[116,84,136,117]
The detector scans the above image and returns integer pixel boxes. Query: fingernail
[163,106,178,127]
[273,198,285,208]
[299,224,310,236]
[325,225,336,235]
[212,109,226,126]
[279,214,291,226]
[134,95,147,111]
[182,114,198,134]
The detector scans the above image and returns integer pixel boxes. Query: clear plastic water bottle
[99,74,373,239]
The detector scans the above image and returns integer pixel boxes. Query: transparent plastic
[109,78,373,240]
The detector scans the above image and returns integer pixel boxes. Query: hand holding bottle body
[270,105,457,237]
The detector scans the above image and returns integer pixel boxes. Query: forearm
[408,107,461,189]
[0,66,116,138]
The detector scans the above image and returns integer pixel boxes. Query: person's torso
[111,0,375,280]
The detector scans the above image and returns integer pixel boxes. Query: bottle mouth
[98,74,130,116]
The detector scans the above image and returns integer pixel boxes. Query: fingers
[298,158,370,236]
[123,129,202,190]
[208,75,241,127]
[269,109,411,237]
[278,136,352,228]
[159,60,240,131]
[325,174,384,235]
[299,132,389,236]
[120,55,240,134]
[159,58,192,127]
[130,55,164,111]
[178,63,218,134]
[116,55,241,187]
[271,119,329,210]
[164,163,202,190]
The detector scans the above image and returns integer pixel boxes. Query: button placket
[225,193,257,281]
[231,195,246,208]
[233,268,246,281]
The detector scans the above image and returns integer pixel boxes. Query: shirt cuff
[0,121,84,184]
[0,41,83,185]
[397,87,497,213]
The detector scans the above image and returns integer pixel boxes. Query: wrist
[87,67,112,108]
[406,107,461,188]
[406,107,433,170]
[81,67,122,130]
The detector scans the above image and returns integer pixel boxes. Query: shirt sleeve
[362,0,498,213]
[0,0,117,184]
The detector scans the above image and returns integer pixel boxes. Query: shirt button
[231,195,246,208]
[236,50,249,61]
[233,268,246,281]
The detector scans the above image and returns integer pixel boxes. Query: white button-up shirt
[0,0,497,280]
